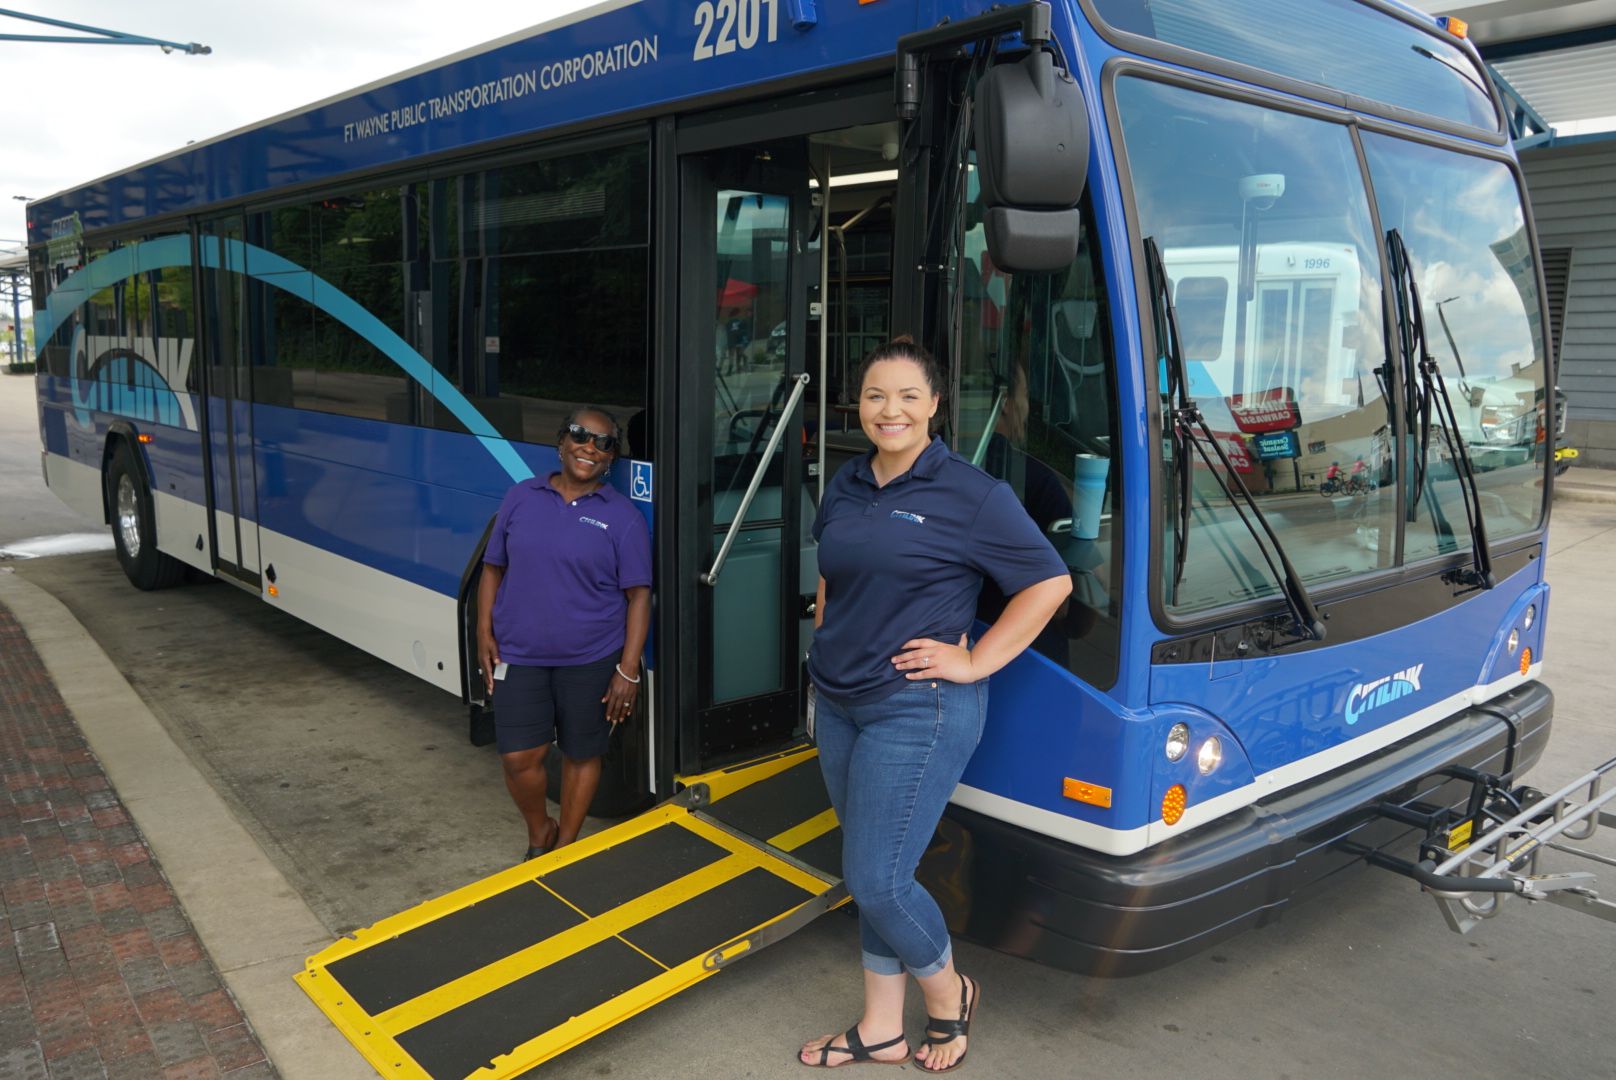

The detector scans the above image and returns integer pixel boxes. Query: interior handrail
[701,371,811,587]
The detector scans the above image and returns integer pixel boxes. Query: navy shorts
[492,656,618,759]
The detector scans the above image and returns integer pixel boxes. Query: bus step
[295,746,843,1078]
[1359,754,1616,934]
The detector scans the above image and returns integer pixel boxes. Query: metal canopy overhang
[1429,2,1616,135]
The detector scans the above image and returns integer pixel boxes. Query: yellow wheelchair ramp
[295,745,842,1078]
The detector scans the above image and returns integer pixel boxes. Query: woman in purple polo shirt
[476,405,652,860]
[798,339,1071,1073]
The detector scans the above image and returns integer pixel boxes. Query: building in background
[1429,2,1616,465]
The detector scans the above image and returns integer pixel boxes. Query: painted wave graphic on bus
[35,235,532,483]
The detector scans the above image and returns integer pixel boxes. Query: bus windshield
[1360,133,1547,556]
[1119,77,1394,616]
[1090,0,1497,131]
[1117,77,1546,619]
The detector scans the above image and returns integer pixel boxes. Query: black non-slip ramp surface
[539,822,730,915]
[325,883,585,1016]
[791,826,845,880]
[394,938,663,1079]
[622,865,817,965]
[703,755,832,841]
[297,748,843,1079]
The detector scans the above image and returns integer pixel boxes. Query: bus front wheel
[107,440,186,591]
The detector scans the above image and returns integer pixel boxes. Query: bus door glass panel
[200,219,261,580]
[680,142,811,768]
[1114,77,1395,616]
[1359,134,1546,558]
[954,160,1124,688]
[712,186,795,703]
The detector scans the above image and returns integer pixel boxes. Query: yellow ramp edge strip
[299,746,834,1078]
[297,819,833,1079]
[768,806,839,853]
[296,882,834,1080]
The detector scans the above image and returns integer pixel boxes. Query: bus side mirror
[973,48,1088,273]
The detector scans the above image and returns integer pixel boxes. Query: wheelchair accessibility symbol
[629,460,653,502]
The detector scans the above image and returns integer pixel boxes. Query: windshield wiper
[1145,237,1326,641]
[1386,228,1495,589]
[1410,44,1491,101]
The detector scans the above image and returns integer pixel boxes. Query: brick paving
[0,599,276,1079]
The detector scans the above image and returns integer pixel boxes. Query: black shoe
[523,819,560,861]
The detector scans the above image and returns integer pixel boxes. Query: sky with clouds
[1,1,595,248]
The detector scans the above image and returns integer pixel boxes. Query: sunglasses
[564,423,619,454]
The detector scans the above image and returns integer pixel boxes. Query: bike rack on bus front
[1360,756,1616,934]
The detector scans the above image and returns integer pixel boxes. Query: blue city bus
[28,0,1562,1071]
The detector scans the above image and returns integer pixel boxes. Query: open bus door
[672,135,818,774]
[297,129,850,1078]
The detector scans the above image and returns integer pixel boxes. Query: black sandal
[523,819,560,861]
[799,1025,911,1068]
[918,974,979,1074]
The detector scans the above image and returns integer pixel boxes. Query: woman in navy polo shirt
[798,340,1070,1073]
[476,406,652,860]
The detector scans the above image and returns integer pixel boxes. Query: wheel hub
[116,475,141,558]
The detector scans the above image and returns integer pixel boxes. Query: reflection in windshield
[1117,78,1394,615]
[1091,0,1497,130]
[1361,134,1546,558]
[712,189,793,518]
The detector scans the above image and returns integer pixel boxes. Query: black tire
[107,440,186,591]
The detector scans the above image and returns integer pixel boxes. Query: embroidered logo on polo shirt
[890,510,927,525]
[579,516,610,530]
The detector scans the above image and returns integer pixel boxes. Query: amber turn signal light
[1162,784,1187,826]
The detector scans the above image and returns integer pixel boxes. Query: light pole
[1434,296,1473,401]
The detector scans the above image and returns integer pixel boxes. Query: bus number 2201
[693,0,779,60]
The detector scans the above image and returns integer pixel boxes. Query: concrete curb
[1554,482,1616,506]
[0,570,373,1079]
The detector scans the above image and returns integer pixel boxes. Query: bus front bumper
[919,679,1553,977]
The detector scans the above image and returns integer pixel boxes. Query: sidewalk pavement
[1,592,273,1079]
[1553,463,1616,505]
[0,571,369,1080]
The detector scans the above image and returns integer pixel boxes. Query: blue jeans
[814,678,988,977]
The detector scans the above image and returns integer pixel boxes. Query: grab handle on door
[701,372,811,588]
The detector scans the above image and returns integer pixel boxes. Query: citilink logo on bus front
[1344,664,1425,726]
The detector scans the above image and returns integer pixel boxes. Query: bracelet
[614,663,642,684]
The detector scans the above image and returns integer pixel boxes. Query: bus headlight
[1165,723,1190,762]
[1197,736,1223,775]
[1524,605,1536,630]
[1507,628,1519,656]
